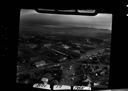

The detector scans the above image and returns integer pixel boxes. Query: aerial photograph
[16,9,112,90]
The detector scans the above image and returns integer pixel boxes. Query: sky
[20,9,112,30]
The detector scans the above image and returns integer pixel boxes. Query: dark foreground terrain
[16,31,110,89]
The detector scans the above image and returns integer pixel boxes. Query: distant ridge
[20,25,111,39]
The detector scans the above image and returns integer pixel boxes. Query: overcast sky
[20,9,112,30]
